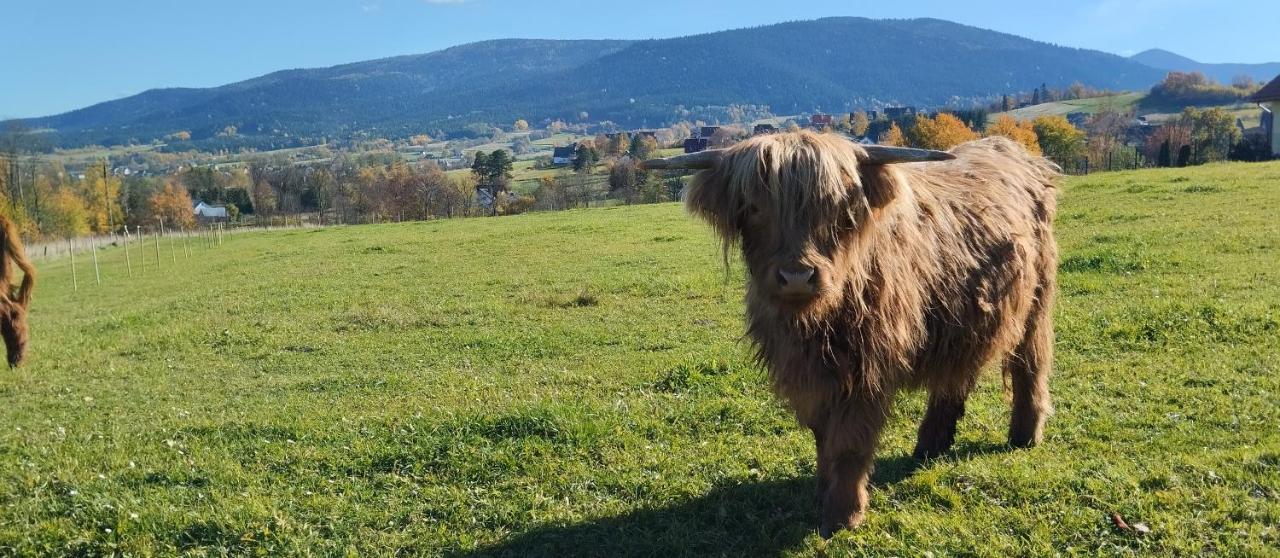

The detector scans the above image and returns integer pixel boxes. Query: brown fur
[684,131,1058,536]
[0,216,35,367]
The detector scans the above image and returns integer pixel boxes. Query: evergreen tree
[471,151,489,182]
[573,143,598,173]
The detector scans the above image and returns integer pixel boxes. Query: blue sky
[1,0,1274,119]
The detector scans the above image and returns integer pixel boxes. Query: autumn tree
[1180,107,1240,164]
[877,122,906,146]
[1031,115,1086,165]
[608,133,630,156]
[513,119,529,132]
[908,113,978,150]
[79,161,124,233]
[148,181,197,231]
[709,126,744,148]
[986,115,1041,155]
[533,176,566,211]
[608,158,650,204]
[1143,123,1191,166]
[850,111,870,137]
[629,135,659,160]
[43,188,91,238]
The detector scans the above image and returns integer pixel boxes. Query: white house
[552,146,576,166]
[1252,75,1280,158]
[193,201,229,222]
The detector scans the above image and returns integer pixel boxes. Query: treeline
[1144,107,1266,166]
[0,157,205,239]
[859,104,1255,173]
[1145,72,1259,108]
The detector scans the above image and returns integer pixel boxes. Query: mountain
[13,17,1167,149]
[1130,48,1280,85]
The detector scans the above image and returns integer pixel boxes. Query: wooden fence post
[91,242,101,285]
[123,226,133,277]
[69,238,78,292]
[154,226,161,267]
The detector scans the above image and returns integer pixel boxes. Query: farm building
[552,146,575,166]
[1252,75,1280,158]
[884,106,917,120]
[810,114,834,130]
[475,184,508,213]
[695,126,721,139]
[683,138,710,153]
[193,201,228,222]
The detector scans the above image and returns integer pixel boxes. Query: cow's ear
[684,167,740,241]
[857,164,902,210]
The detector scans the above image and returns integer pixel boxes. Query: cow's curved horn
[640,149,725,170]
[861,145,956,164]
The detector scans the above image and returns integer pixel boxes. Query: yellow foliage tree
[986,115,1042,155]
[79,161,124,233]
[1031,115,1086,164]
[513,119,529,132]
[851,111,871,136]
[43,188,92,238]
[908,113,979,150]
[877,122,906,147]
[148,182,197,231]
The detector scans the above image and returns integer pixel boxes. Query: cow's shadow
[448,449,999,558]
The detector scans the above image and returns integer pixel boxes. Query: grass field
[993,92,1265,128]
[2,162,1279,556]
[994,93,1147,121]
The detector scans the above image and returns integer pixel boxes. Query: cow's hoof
[1008,426,1044,449]
[911,445,948,461]
[819,511,866,539]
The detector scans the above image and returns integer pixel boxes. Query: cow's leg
[912,387,973,459]
[1007,282,1054,448]
[810,424,828,503]
[818,395,892,538]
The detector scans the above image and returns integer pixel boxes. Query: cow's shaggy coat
[0,216,34,367]
[681,132,1058,536]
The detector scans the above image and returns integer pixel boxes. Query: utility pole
[102,159,114,232]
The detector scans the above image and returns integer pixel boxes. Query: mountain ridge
[1129,48,1280,84]
[12,17,1168,149]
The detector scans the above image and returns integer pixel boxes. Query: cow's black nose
[777,267,817,292]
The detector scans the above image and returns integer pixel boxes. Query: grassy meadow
[2,162,1279,556]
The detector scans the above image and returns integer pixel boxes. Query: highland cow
[0,215,35,367]
[644,132,1058,537]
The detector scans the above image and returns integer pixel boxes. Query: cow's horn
[640,149,725,170]
[861,145,956,164]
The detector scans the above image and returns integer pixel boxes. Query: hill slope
[15,17,1166,148]
[4,162,1279,555]
[1130,48,1280,84]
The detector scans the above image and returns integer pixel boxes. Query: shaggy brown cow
[0,215,35,367]
[644,132,1058,536]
